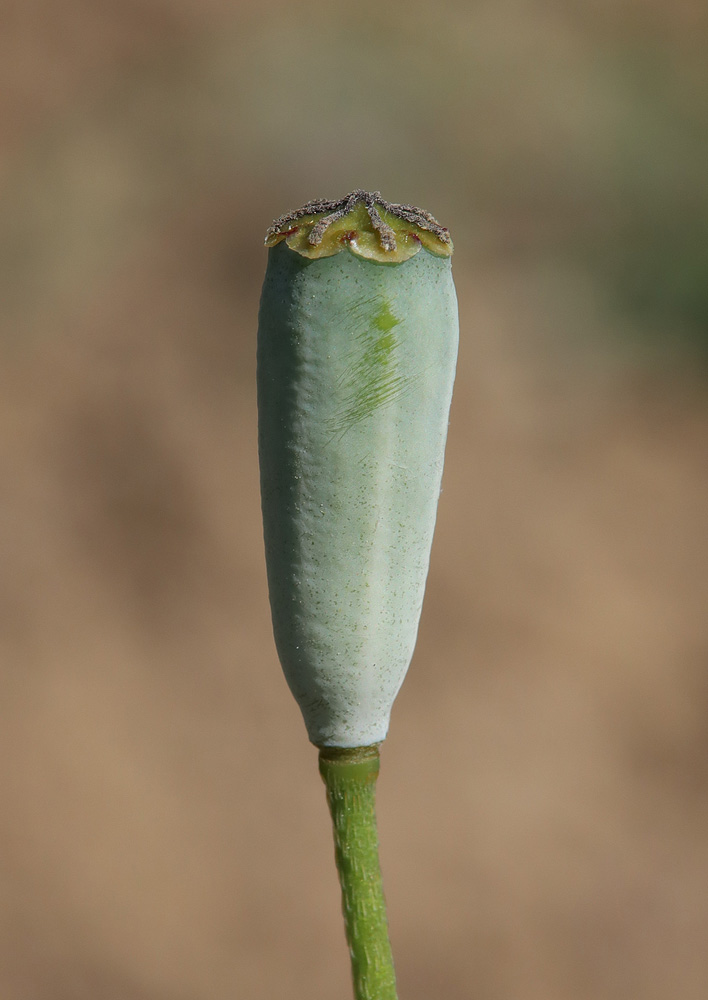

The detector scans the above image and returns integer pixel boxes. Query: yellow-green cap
[265,189,453,263]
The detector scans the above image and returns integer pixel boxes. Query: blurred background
[1,2,707,998]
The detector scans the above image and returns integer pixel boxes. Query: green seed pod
[257,190,458,748]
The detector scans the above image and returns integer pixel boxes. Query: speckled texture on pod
[257,241,458,747]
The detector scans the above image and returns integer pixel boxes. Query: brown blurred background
[1,2,707,998]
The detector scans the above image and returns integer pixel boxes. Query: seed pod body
[258,198,458,748]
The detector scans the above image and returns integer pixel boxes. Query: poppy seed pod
[257,190,458,748]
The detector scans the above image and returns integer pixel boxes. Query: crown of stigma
[265,190,453,263]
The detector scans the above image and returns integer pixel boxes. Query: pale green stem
[318,744,398,1000]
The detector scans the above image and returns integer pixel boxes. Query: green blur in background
[1,3,707,1000]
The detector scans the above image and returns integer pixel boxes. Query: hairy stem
[318,744,398,1000]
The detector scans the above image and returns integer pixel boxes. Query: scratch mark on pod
[327,300,417,438]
